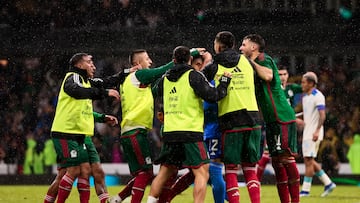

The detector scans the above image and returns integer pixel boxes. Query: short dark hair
[173,46,190,64]
[69,53,89,67]
[129,49,147,65]
[215,31,235,50]
[278,64,288,71]
[243,34,265,52]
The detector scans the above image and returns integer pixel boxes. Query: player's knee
[225,164,239,171]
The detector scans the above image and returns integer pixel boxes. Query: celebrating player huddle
[45,31,335,203]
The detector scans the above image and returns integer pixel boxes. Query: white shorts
[302,139,321,158]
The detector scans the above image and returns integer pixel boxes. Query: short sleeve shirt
[302,88,325,140]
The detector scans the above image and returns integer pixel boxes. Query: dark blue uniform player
[204,80,227,203]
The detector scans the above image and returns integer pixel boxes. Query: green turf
[0,185,359,202]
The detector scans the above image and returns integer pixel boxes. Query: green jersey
[283,83,302,108]
[254,53,296,123]
[135,61,174,85]
[134,49,199,85]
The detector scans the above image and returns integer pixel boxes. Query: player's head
[129,49,152,69]
[278,65,289,85]
[173,46,191,64]
[214,31,235,54]
[239,34,265,57]
[191,53,204,71]
[301,71,318,93]
[69,53,96,78]
[69,53,89,67]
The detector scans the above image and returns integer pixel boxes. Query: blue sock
[209,162,227,203]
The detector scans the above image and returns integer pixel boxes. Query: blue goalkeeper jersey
[204,80,221,140]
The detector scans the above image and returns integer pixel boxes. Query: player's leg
[242,127,262,203]
[147,165,177,203]
[282,122,300,203]
[159,170,194,203]
[85,136,110,203]
[158,169,178,203]
[184,141,210,203]
[283,156,300,203]
[313,160,336,197]
[120,129,154,203]
[257,150,270,181]
[52,137,88,203]
[148,142,183,203]
[222,130,243,203]
[271,156,290,203]
[265,122,291,203]
[57,166,81,203]
[77,162,92,203]
[209,161,226,203]
[300,139,317,196]
[43,167,66,203]
[192,164,210,203]
[131,169,154,203]
[257,127,271,181]
[110,177,135,203]
[91,162,110,203]
[301,157,315,196]
[206,136,227,203]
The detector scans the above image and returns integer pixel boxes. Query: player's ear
[133,61,139,66]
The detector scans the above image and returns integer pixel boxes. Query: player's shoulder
[311,88,325,97]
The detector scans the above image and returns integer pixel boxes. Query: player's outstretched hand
[108,89,120,100]
[104,115,118,126]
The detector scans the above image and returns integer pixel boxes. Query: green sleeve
[93,112,105,123]
[135,61,174,85]
[151,77,162,98]
[134,49,199,85]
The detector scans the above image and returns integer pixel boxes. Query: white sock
[146,196,158,203]
[111,195,122,202]
[316,170,332,186]
[301,176,313,192]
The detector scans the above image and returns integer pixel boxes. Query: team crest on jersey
[145,157,152,164]
[70,150,77,158]
[288,89,294,97]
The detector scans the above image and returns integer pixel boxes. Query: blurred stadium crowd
[1,0,359,29]
[0,0,360,175]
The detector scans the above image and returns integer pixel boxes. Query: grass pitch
[0,185,359,202]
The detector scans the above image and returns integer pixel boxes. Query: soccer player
[158,51,228,203]
[146,46,231,203]
[239,34,300,203]
[195,51,227,203]
[50,53,120,203]
[110,49,176,203]
[278,65,302,109]
[300,71,336,197]
[110,48,205,203]
[44,112,118,203]
[44,59,140,203]
[256,65,303,181]
[202,31,262,203]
